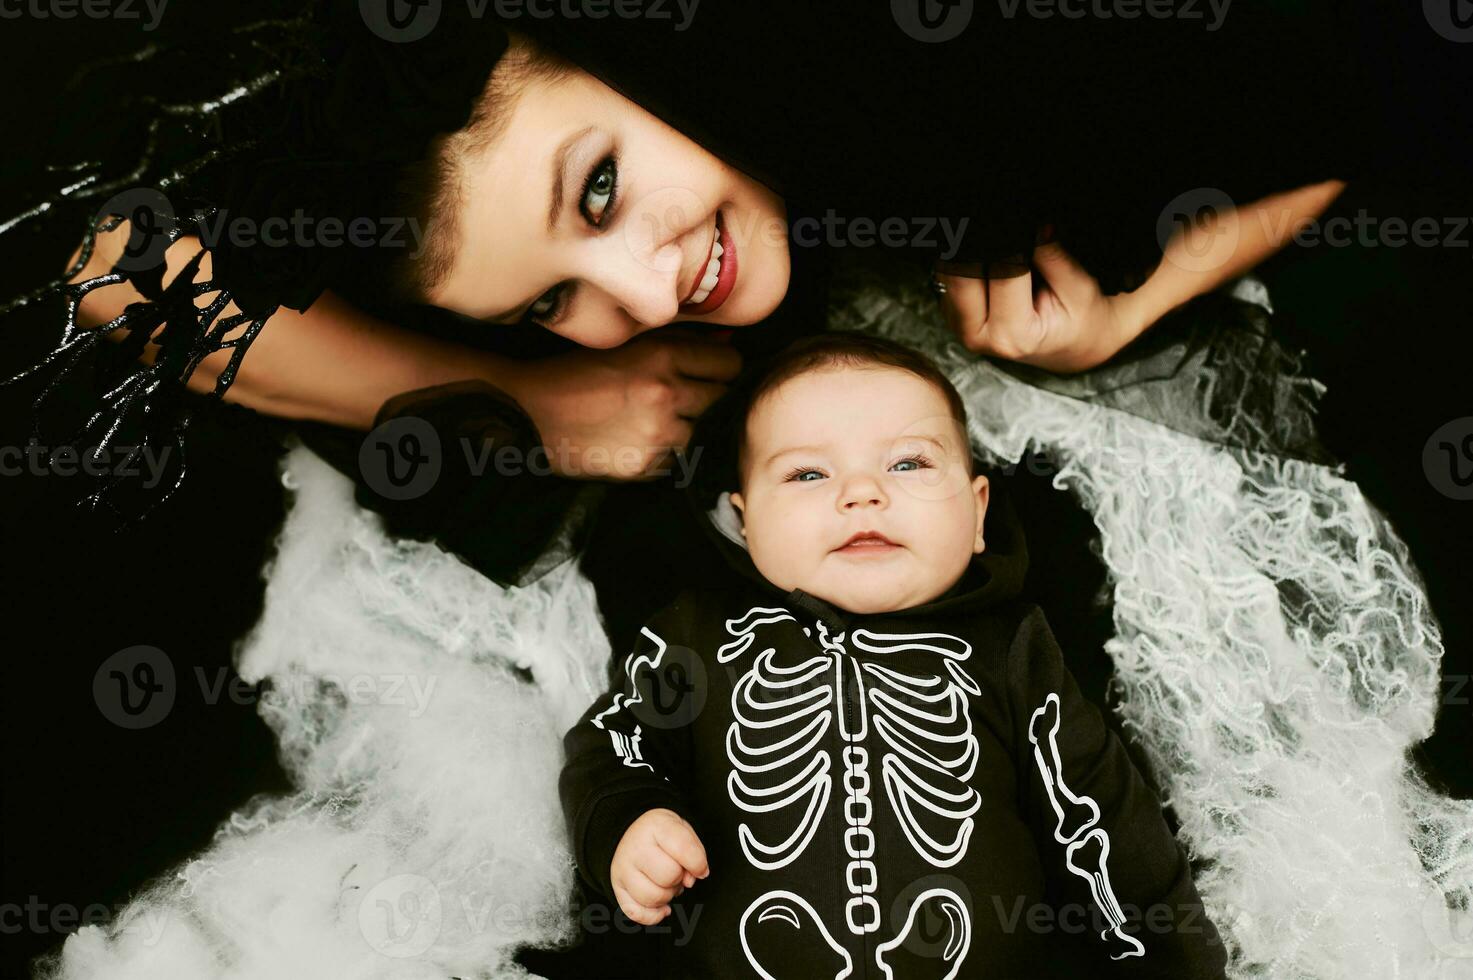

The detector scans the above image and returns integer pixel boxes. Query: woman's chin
[718,253,790,325]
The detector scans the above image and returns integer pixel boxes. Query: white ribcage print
[723,607,978,978]
[726,644,836,871]
[851,629,982,869]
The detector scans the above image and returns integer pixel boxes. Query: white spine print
[1028,692,1146,960]
[824,624,882,935]
[590,625,670,772]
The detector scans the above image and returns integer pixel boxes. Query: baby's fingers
[622,867,679,910]
[655,822,710,880]
[613,883,669,926]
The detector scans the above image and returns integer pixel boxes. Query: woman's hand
[938,180,1349,374]
[935,240,1143,375]
[502,328,742,481]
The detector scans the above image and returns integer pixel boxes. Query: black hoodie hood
[680,392,1029,633]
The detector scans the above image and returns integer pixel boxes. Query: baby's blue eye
[793,470,823,482]
[891,454,932,472]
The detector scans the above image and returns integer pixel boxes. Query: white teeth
[686,223,725,305]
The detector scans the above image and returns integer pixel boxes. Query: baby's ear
[729,491,747,536]
[971,475,990,554]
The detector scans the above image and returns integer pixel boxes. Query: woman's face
[427,62,792,348]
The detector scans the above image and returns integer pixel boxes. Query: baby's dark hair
[734,332,973,485]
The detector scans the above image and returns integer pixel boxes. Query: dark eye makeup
[528,156,620,326]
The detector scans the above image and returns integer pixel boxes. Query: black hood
[681,393,1029,632]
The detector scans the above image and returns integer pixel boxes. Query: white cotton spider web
[829,268,1473,978]
[36,268,1473,980]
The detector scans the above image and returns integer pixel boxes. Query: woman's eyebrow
[476,128,599,324]
[547,125,595,232]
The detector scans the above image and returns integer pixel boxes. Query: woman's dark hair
[193,13,582,319]
[733,332,973,483]
[378,32,576,307]
[0,4,566,518]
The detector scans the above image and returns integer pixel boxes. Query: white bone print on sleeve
[589,625,672,773]
[1027,692,1147,960]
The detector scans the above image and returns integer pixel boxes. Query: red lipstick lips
[681,212,738,315]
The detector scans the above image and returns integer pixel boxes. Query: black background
[2,3,1470,978]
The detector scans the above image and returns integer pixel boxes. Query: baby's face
[730,366,989,614]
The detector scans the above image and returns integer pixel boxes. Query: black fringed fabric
[1,2,509,522]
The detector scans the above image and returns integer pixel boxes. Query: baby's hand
[610,807,709,925]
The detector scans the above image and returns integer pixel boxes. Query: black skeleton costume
[559,444,1228,978]
[6,5,1472,978]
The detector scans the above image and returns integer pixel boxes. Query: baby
[559,333,1227,979]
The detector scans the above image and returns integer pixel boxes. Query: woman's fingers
[1030,240,1096,313]
[670,378,728,420]
[937,272,986,347]
[939,263,1042,359]
[668,333,743,381]
[979,265,1036,346]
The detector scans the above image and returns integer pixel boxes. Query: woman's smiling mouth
[681,211,738,315]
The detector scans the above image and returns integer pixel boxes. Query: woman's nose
[585,237,683,329]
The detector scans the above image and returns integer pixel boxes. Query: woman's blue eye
[529,285,564,321]
[527,158,616,324]
[581,157,617,226]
